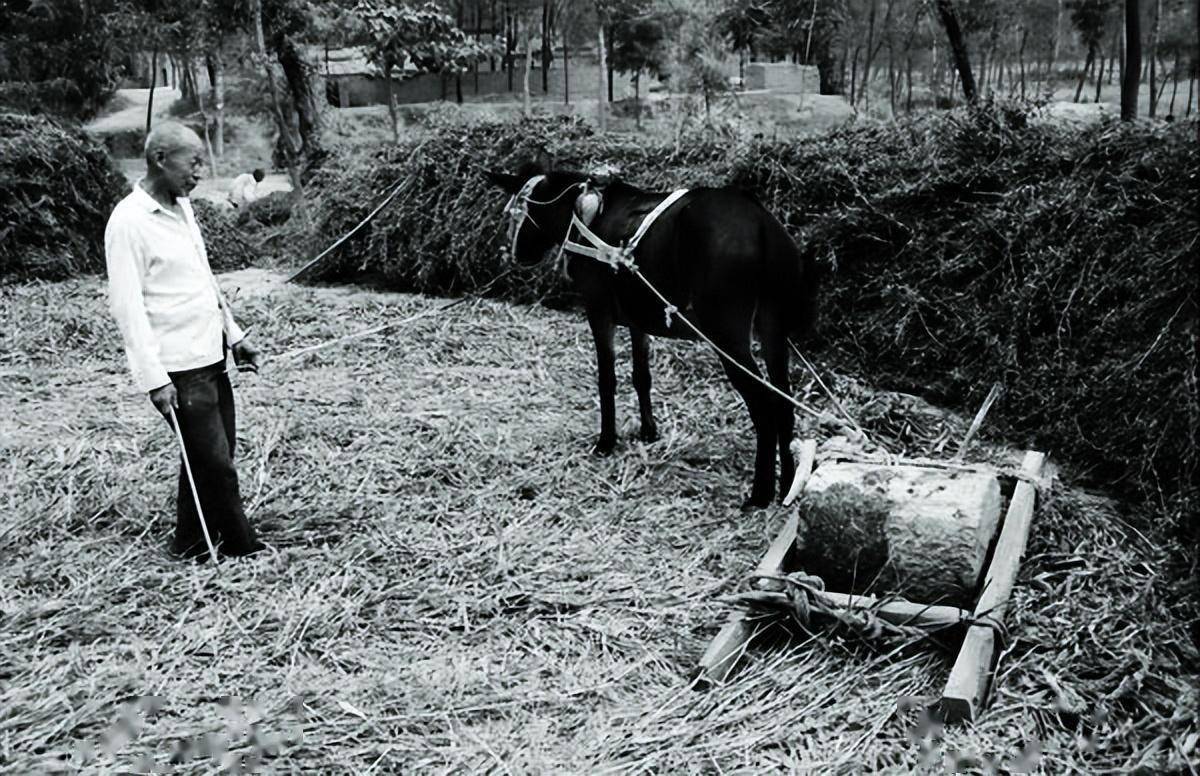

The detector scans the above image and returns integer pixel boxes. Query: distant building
[318,46,655,108]
[744,63,821,94]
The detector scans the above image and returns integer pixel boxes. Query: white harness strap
[504,174,689,274]
[563,188,690,270]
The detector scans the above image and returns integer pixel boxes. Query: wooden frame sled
[693,439,1047,725]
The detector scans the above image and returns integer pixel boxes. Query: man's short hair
[144,122,202,166]
[252,168,266,182]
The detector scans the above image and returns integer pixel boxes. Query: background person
[228,167,265,208]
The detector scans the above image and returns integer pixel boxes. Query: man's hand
[150,383,178,421]
[232,338,262,374]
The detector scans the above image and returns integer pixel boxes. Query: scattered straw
[0,273,1195,772]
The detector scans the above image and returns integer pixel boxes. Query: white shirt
[105,182,246,392]
[229,173,258,206]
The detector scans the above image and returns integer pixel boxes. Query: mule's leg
[588,312,618,456]
[705,323,777,508]
[761,330,795,500]
[630,328,658,443]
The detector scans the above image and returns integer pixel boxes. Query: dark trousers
[168,361,260,558]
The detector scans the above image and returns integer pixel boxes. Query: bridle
[503,175,587,260]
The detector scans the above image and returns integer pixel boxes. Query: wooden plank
[692,613,754,688]
[940,450,1046,723]
[694,443,817,686]
[752,511,799,592]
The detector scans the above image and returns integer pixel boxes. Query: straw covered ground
[1,271,1197,773]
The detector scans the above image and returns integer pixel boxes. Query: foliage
[608,1,674,82]
[234,190,295,229]
[0,78,84,117]
[303,107,1198,534]
[354,0,497,79]
[0,0,130,118]
[0,112,128,281]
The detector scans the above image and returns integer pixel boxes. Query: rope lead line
[626,265,824,421]
[285,176,409,284]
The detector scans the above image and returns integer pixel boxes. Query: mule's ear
[484,170,522,194]
[533,147,555,173]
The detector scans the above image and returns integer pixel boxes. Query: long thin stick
[168,406,219,566]
[953,382,1003,462]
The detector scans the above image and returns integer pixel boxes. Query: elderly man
[105,122,266,561]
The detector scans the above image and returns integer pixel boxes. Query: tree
[934,0,977,103]
[1067,0,1117,102]
[609,4,673,127]
[252,0,302,192]
[355,0,495,142]
[0,0,130,118]
[1121,0,1141,119]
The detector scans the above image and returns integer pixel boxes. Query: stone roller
[795,462,1004,607]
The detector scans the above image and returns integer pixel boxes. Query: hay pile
[191,200,257,272]
[305,107,1198,541]
[0,274,1195,771]
[0,112,128,281]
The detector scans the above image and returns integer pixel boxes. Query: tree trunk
[1095,45,1105,102]
[384,64,399,143]
[189,59,219,176]
[849,44,860,106]
[813,16,846,95]
[276,35,325,172]
[146,48,158,134]
[1018,27,1027,99]
[934,0,977,104]
[1075,45,1095,102]
[563,36,570,103]
[597,22,607,131]
[1048,0,1063,82]
[634,71,640,128]
[522,17,533,115]
[506,10,514,91]
[541,0,551,93]
[1148,0,1161,116]
[1168,52,1181,114]
[252,0,301,194]
[606,28,614,102]
[861,0,878,110]
[208,47,225,158]
[905,51,913,112]
[1121,0,1141,120]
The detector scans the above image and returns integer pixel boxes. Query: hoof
[638,425,659,443]
[592,437,616,457]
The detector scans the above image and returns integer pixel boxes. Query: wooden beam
[940,450,1046,723]
[694,443,817,686]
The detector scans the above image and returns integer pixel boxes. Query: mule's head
[485,151,587,265]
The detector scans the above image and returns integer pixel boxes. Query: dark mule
[486,157,818,507]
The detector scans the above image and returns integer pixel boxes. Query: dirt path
[85,87,180,134]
